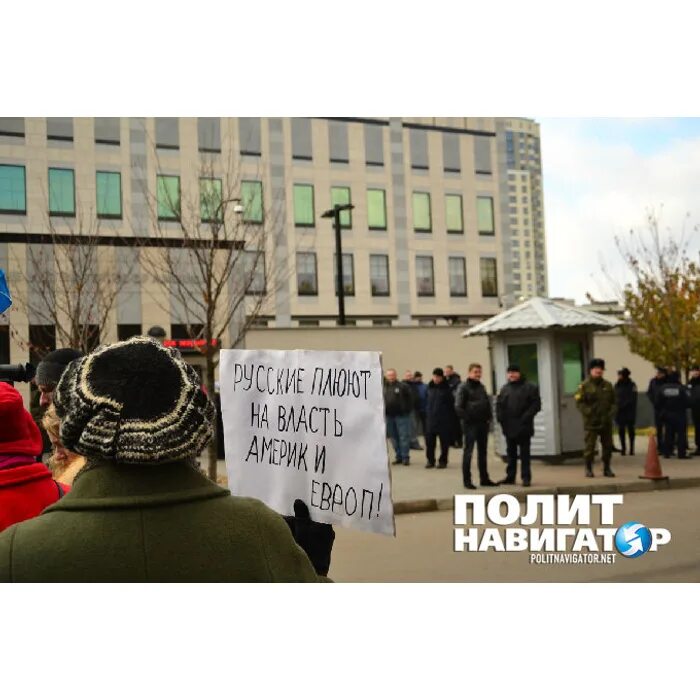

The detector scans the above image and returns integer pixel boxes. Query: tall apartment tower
[495,117,548,303]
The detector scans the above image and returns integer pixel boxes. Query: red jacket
[0,456,70,532]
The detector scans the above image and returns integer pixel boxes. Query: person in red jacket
[0,382,69,532]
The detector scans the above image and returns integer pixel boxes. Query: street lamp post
[321,203,355,326]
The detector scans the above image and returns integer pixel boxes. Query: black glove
[283,499,335,577]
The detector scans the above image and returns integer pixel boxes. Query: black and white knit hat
[53,336,215,464]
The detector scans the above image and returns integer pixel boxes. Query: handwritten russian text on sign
[220,349,394,535]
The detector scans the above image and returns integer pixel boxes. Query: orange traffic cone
[639,434,669,481]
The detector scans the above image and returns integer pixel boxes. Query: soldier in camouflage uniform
[574,358,616,478]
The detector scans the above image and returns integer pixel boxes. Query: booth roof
[462,297,623,336]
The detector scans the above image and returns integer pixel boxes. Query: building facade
[495,117,548,301]
[0,117,545,364]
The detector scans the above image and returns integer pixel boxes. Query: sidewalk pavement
[215,438,700,515]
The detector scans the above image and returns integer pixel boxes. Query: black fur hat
[53,336,214,464]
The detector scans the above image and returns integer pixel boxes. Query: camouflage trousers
[583,425,613,462]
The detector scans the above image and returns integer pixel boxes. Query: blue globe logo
[615,521,652,558]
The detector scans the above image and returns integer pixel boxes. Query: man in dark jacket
[0,337,332,582]
[656,370,691,459]
[424,368,454,469]
[455,363,496,489]
[384,368,414,465]
[688,366,700,456]
[496,364,541,486]
[403,370,423,450]
[413,371,428,436]
[444,365,463,447]
[575,358,616,478]
[615,367,638,456]
[647,367,668,453]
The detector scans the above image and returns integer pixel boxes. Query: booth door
[559,338,586,452]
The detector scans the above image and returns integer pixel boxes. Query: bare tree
[136,143,292,480]
[595,208,700,379]
[9,207,127,357]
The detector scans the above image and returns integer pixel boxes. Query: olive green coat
[0,460,322,582]
[574,376,617,430]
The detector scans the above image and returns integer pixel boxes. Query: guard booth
[463,297,622,460]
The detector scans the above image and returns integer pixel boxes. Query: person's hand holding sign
[284,499,335,576]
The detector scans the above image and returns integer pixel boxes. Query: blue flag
[0,268,11,314]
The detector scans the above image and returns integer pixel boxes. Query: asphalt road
[329,487,700,582]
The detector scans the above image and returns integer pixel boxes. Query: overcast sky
[537,118,700,303]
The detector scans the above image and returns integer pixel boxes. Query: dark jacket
[0,460,322,582]
[656,380,689,419]
[575,377,616,430]
[425,380,456,433]
[647,377,666,413]
[446,373,461,396]
[688,377,700,411]
[455,378,492,425]
[384,380,414,416]
[496,379,542,439]
[415,381,428,413]
[614,378,638,424]
[402,380,421,412]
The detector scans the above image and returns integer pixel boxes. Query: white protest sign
[220,349,394,536]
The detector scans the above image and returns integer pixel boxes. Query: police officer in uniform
[656,370,691,459]
[575,358,616,478]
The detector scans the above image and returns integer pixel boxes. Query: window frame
[480,257,498,298]
[369,253,390,297]
[477,195,495,236]
[242,250,267,295]
[199,176,223,223]
[156,174,181,222]
[48,167,76,217]
[448,256,467,297]
[0,164,27,215]
[415,255,435,297]
[445,193,464,234]
[334,252,355,297]
[296,251,318,296]
[293,184,315,227]
[330,186,352,229]
[95,170,123,220]
[241,180,264,224]
[367,188,387,230]
[412,191,432,233]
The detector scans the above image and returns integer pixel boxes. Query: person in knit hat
[0,336,333,582]
[0,383,69,533]
[34,347,84,409]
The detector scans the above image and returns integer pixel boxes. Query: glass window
[370,254,390,296]
[242,251,266,294]
[239,118,261,156]
[449,256,467,296]
[507,343,539,386]
[364,124,384,166]
[445,194,463,233]
[48,168,75,216]
[367,189,387,229]
[480,257,498,297]
[200,177,222,222]
[96,171,122,219]
[330,186,352,228]
[442,132,461,173]
[291,118,313,160]
[157,175,180,221]
[241,180,263,223]
[474,135,492,174]
[333,253,355,296]
[410,129,428,170]
[562,340,584,394]
[296,252,318,295]
[0,164,26,214]
[293,184,315,226]
[155,118,179,149]
[477,196,495,235]
[416,255,434,296]
[198,117,221,153]
[117,324,142,341]
[0,118,24,137]
[47,118,73,142]
[94,118,120,145]
[412,192,431,232]
[328,122,349,163]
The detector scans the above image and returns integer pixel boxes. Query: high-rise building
[0,117,545,364]
[495,117,548,303]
